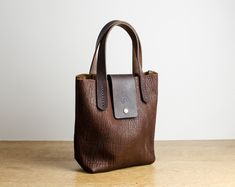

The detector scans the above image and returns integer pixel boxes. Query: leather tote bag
[74,20,158,173]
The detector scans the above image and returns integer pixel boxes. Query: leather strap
[89,20,142,74]
[90,20,149,110]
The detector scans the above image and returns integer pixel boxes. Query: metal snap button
[123,108,129,114]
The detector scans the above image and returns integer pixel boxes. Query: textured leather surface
[74,20,158,173]
[108,74,138,119]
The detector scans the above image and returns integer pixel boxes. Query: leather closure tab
[108,74,138,119]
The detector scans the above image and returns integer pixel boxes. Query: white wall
[0,0,234,140]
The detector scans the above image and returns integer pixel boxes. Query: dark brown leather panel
[108,74,138,119]
[74,72,158,173]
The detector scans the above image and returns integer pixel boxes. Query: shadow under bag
[74,20,158,173]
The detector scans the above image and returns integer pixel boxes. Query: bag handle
[89,20,142,74]
[90,20,149,110]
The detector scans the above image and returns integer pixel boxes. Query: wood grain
[0,140,234,187]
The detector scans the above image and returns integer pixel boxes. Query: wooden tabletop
[0,140,235,187]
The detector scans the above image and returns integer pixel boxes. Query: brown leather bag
[74,20,158,173]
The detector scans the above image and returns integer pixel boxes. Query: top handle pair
[89,20,142,75]
[89,20,149,111]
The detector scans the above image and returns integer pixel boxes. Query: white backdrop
[0,0,234,140]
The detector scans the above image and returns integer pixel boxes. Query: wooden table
[0,141,235,187]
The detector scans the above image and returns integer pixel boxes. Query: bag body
[74,20,158,173]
